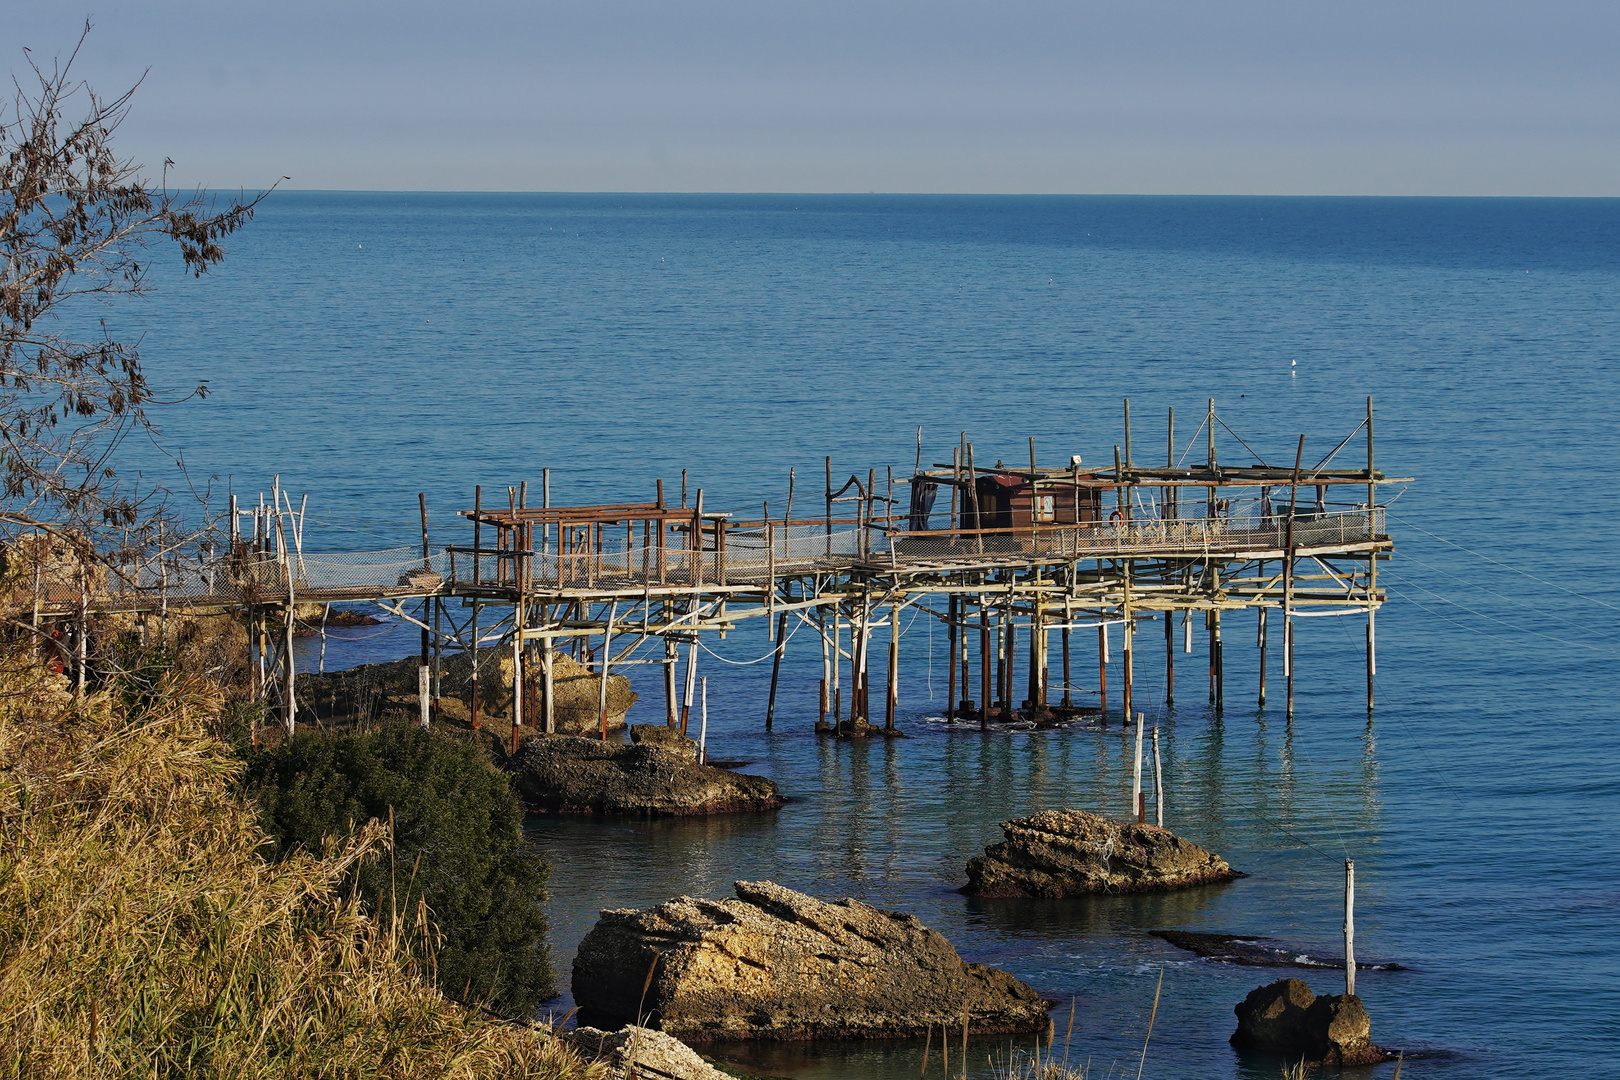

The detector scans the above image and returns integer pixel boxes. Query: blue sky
[6,2,1616,194]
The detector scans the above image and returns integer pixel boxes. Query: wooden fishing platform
[36,399,1407,740]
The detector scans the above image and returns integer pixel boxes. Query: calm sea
[120,194,1620,1079]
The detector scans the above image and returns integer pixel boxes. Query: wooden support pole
[1344,859,1357,997]
[1164,610,1175,705]
[681,631,698,735]
[1061,620,1072,707]
[766,610,788,730]
[1214,609,1224,710]
[1098,623,1108,722]
[698,677,709,764]
[818,604,830,729]
[1367,394,1377,713]
[663,633,678,727]
[543,637,556,734]
[886,601,899,730]
[1152,725,1164,827]
[1132,708,1145,822]
[946,593,958,721]
[512,602,525,749]
[1286,433,1305,722]
[978,597,992,727]
[1257,604,1268,708]
[1122,610,1134,723]
[470,600,481,731]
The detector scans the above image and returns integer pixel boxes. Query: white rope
[697,616,804,665]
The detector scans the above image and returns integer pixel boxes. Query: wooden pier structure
[36,400,1406,740]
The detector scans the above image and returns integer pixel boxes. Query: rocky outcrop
[963,809,1239,896]
[1231,978,1390,1066]
[629,724,699,760]
[573,879,1053,1041]
[564,1025,730,1080]
[508,737,782,816]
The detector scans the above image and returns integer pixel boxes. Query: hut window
[1035,495,1056,522]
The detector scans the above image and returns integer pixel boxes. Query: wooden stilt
[946,594,958,721]
[1367,395,1378,713]
[1098,623,1108,722]
[681,630,698,734]
[1344,859,1357,997]
[1061,620,1072,708]
[886,601,899,730]
[1152,725,1164,827]
[1286,434,1304,722]
[1164,610,1174,705]
[1257,605,1268,708]
[766,610,788,730]
[664,633,678,727]
[978,596,991,728]
[543,637,556,734]
[1213,609,1224,710]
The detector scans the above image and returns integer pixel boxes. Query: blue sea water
[117,194,1620,1079]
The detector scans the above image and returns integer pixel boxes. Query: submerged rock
[1152,929,1407,971]
[572,879,1053,1041]
[1231,978,1391,1066]
[564,1025,730,1080]
[963,809,1239,896]
[508,736,782,816]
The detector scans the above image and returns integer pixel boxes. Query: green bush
[243,724,555,1018]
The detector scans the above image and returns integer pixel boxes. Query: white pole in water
[699,676,709,765]
[1183,611,1192,654]
[1132,712,1145,822]
[1152,725,1164,827]
[1345,859,1357,997]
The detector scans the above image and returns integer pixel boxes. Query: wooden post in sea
[1257,605,1268,708]
[1344,858,1357,997]
[1152,725,1164,827]
[946,593,958,721]
[698,676,709,764]
[1097,623,1108,723]
[1132,710,1145,823]
[978,596,991,728]
[1164,610,1174,705]
[681,630,698,735]
[818,605,830,729]
[886,600,899,731]
[664,634,678,727]
[1286,434,1305,722]
[1367,395,1377,713]
[1213,608,1224,710]
[766,610,788,731]
[543,636,556,734]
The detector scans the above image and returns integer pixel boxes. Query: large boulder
[963,809,1239,896]
[572,879,1053,1041]
[1231,978,1390,1066]
[508,736,782,816]
[563,1025,730,1080]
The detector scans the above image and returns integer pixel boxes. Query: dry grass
[0,655,603,1080]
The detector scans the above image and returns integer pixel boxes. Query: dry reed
[0,655,602,1079]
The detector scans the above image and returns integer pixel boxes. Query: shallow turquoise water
[120,194,1620,1078]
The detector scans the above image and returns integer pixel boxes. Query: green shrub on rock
[244,724,554,1017]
